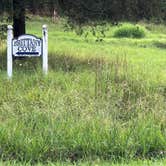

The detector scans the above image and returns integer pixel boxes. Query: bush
[113,24,146,38]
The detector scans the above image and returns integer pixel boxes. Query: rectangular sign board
[12,35,42,57]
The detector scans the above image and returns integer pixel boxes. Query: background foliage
[0,0,166,23]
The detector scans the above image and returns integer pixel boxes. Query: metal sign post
[7,25,48,78]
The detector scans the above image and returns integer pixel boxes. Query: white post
[7,25,13,78]
[42,25,48,75]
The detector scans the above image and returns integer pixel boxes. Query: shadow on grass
[153,41,166,49]
[48,53,106,72]
[0,51,42,73]
[0,50,105,73]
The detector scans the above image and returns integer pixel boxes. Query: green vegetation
[113,24,146,38]
[1,158,166,166]
[0,17,166,164]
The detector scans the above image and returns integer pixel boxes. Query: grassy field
[0,158,166,166]
[0,17,166,165]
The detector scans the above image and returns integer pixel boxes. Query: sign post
[42,25,48,75]
[7,25,48,78]
[7,25,13,78]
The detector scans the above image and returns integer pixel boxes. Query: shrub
[113,24,146,38]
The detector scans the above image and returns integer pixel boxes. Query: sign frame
[7,25,48,78]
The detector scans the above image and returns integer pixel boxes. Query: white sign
[7,25,48,78]
[12,35,42,57]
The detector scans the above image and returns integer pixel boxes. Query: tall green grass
[0,158,166,166]
[0,56,165,162]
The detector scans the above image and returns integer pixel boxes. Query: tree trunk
[13,0,25,37]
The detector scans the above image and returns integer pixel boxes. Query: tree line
[0,0,165,37]
[57,0,166,23]
[1,0,166,20]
